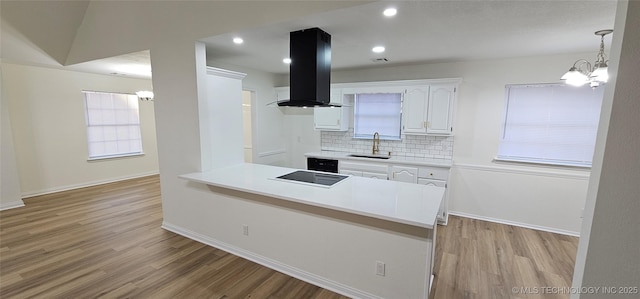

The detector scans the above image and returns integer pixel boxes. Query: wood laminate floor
[0,175,579,298]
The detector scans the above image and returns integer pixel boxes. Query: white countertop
[180,163,444,229]
[305,151,453,168]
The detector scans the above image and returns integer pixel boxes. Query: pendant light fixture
[561,29,613,88]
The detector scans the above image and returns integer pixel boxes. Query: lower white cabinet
[390,166,418,184]
[339,161,388,179]
[418,178,445,187]
[416,167,450,224]
[334,158,450,225]
[339,169,362,176]
[362,171,388,179]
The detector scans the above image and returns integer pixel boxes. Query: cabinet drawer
[340,161,388,173]
[417,178,446,187]
[362,171,388,180]
[339,169,362,176]
[418,167,449,180]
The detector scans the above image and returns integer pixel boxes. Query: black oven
[307,157,339,173]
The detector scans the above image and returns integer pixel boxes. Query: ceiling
[9,1,618,79]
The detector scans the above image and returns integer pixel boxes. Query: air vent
[371,58,389,62]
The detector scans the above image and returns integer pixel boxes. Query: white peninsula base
[173,163,443,299]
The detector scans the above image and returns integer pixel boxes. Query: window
[497,83,604,167]
[83,91,143,160]
[353,92,402,140]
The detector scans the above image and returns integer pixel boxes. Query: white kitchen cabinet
[390,166,419,184]
[275,87,289,103]
[339,169,362,176]
[389,164,450,224]
[314,107,348,131]
[402,86,430,134]
[362,171,388,179]
[339,160,388,179]
[427,84,456,135]
[329,88,343,105]
[417,166,450,224]
[310,152,452,225]
[314,89,349,131]
[402,84,457,136]
[417,178,446,187]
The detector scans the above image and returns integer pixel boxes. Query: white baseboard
[448,211,580,237]
[21,171,159,198]
[0,200,25,211]
[161,221,381,299]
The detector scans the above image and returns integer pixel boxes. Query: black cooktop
[276,170,348,187]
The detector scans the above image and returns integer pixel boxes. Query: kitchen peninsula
[177,163,444,299]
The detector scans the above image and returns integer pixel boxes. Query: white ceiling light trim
[233,37,244,44]
[561,29,613,87]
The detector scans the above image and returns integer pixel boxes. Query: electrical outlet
[242,225,249,236]
[376,261,385,276]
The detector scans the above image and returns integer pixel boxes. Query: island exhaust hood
[277,27,336,107]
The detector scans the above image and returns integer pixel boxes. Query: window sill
[353,136,401,141]
[88,152,145,161]
[493,157,591,170]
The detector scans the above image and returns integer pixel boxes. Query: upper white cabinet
[427,84,456,135]
[275,87,290,103]
[402,83,457,136]
[314,106,348,130]
[314,88,349,131]
[277,78,459,134]
[402,86,430,134]
[329,88,343,105]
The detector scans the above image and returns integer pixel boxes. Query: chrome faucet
[372,132,380,155]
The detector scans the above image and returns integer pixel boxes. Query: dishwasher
[307,157,339,173]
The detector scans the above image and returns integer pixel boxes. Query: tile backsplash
[321,129,453,160]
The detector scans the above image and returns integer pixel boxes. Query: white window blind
[353,93,402,140]
[83,91,143,160]
[497,84,604,167]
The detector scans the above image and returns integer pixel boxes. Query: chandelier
[561,29,613,88]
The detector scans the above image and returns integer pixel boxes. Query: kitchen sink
[348,154,391,160]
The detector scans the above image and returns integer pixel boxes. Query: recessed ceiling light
[283,58,292,64]
[372,46,386,53]
[383,8,397,17]
[233,37,244,44]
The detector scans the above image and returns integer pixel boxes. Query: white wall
[1,63,159,196]
[207,61,289,167]
[281,53,597,235]
[0,65,24,210]
[572,1,640,297]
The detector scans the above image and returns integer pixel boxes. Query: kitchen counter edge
[305,151,453,168]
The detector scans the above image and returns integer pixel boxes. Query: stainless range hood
[278,27,336,107]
